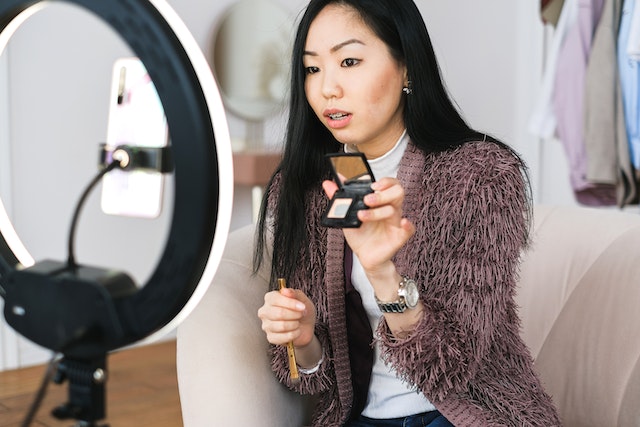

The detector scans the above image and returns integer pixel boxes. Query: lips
[324,109,352,129]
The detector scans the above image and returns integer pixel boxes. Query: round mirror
[211,0,291,123]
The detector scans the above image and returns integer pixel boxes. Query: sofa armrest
[176,224,310,426]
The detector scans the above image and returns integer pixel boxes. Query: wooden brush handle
[278,278,300,382]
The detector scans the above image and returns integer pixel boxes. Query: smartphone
[100,57,169,218]
[321,153,375,228]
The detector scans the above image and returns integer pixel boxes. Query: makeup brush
[278,277,300,383]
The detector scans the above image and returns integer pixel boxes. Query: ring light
[0,0,233,360]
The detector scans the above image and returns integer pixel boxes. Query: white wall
[0,0,575,370]
[0,43,21,371]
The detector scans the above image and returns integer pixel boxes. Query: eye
[305,66,320,75]
[341,58,360,67]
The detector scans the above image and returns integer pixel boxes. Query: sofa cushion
[516,205,640,426]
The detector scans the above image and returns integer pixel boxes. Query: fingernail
[296,302,306,311]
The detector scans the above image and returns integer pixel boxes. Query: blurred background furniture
[232,150,281,222]
[177,204,640,427]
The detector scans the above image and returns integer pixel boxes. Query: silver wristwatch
[375,276,420,313]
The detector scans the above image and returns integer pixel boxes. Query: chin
[331,133,359,147]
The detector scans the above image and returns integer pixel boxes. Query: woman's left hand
[322,177,415,276]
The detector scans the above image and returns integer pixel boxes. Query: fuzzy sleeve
[265,179,336,396]
[269,322,335,395]
[377,143,531,402]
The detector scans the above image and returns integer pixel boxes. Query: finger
[262,326,301,346]
[266,289,306,311]
[290,288,314,307]
[259,293,306,321]
[259,313,303,346]
[370,177,400,192]
[401,217,416,236]
[322,179,339,199]
[262,319,303,335]
[358,204,397,222]
[272,332,301,346]
[365,182,405,208]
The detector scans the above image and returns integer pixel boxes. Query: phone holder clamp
[99,143,174,173]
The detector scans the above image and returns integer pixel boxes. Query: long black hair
[253,0,526,280]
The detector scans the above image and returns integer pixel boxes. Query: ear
[402,64,409,87]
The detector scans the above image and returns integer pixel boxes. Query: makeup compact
[321,152,375,228]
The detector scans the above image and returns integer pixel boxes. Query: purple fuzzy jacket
[268,140,561,426]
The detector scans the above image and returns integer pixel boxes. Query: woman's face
[303,4,407,159]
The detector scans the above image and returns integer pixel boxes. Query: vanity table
[233,149,281,221]
[233,150,281,187]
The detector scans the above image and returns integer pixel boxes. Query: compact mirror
[321,153,375,229]
[329,154,374,185]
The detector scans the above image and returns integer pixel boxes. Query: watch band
[376,300,408,313]
[375,276,414,313]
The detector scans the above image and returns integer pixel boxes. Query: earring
[403,81,413,95]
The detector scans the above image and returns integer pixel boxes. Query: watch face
[404,279,420,308]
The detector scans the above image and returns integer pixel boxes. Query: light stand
[51,356,108,427]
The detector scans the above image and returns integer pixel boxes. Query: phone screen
[101,57,168,218]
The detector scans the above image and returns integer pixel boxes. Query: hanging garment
[529,0,578,140]
[619,0,640,173]
[542,0,567,26]
[627,0,640,58]
[584,0,637,206]
[553,0,617,206]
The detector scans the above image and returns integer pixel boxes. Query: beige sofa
[177,205,640,426]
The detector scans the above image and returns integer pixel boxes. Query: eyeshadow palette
[321,152,375,228]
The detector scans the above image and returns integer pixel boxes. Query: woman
[256,0,561,425]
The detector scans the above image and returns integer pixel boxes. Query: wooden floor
[0,340,182,427]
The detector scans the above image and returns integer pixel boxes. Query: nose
[320,69,342,99]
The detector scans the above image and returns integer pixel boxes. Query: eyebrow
[303,38,365,56]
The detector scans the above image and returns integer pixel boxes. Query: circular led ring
[0,0,233,357]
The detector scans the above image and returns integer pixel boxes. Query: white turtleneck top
[345,130,435,418]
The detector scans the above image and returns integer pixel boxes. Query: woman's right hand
[258,287,317,349]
